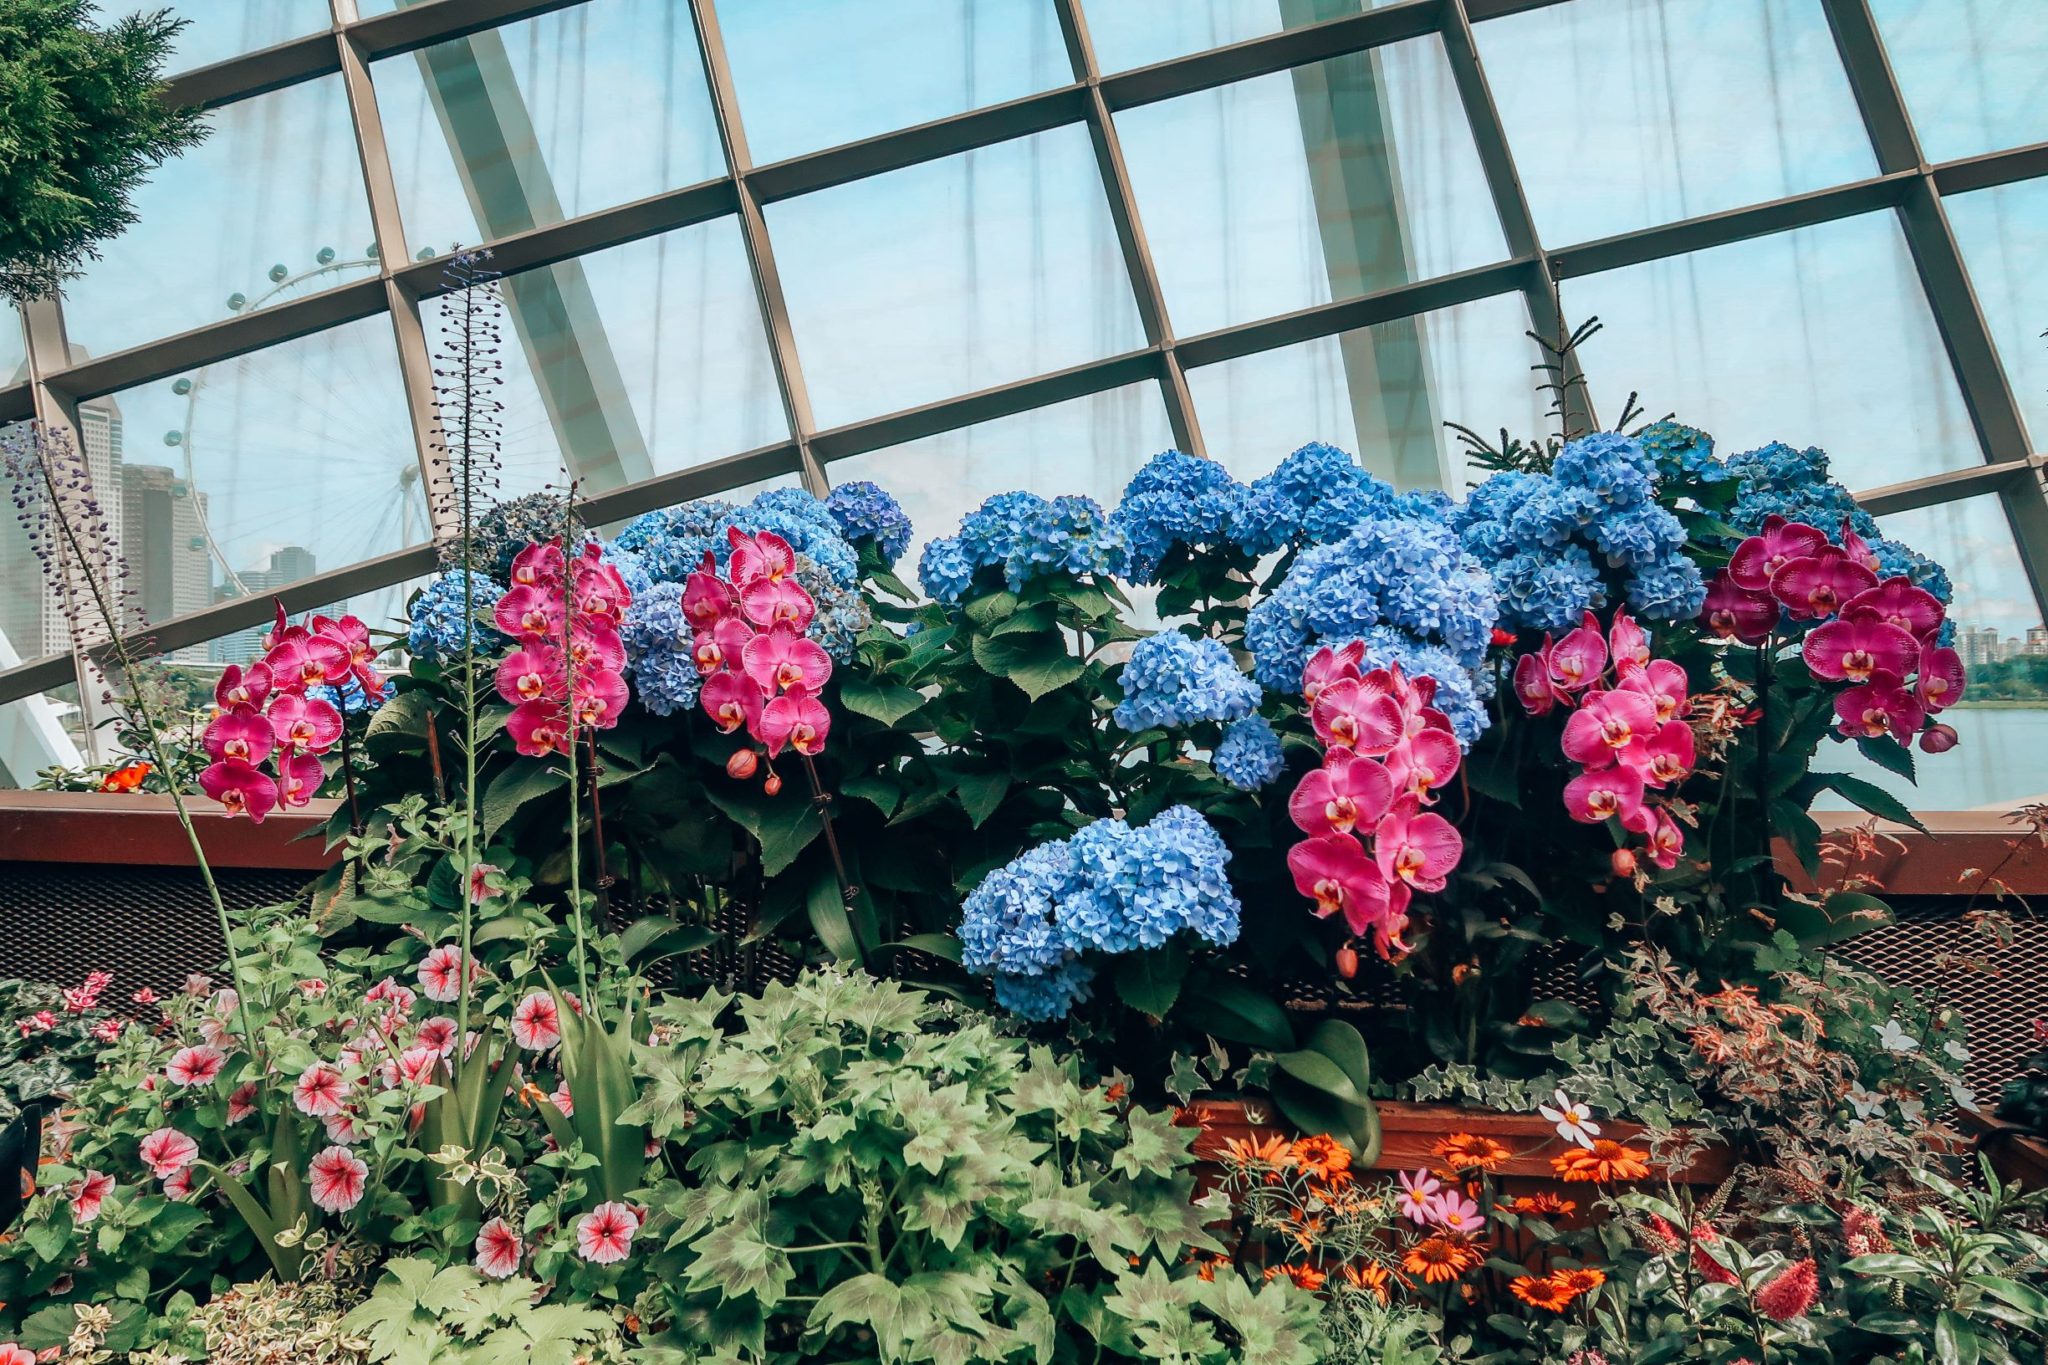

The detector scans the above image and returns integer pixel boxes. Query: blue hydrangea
[601,541,654,600]
[1214,715,1284,790]
[1110,449,1249,582]
[1494,545,1606,631]
[824,480,913,567]
[1112,632,1259,732]
[306,677,395,715]
[407,570,507,665]
[616,489,860,589]
[1590,501,1689,570]
[1626,558,1708,620]
[1723,441,1953,607]
[1357,629,1491,748]
[916,490,1125,604]
[1231,442,1407,554]
[1245,516,1497,741]
[619,581,699,717]
[959,806,1241,1021]
[1552,431,1656,508]
[1637,419,1728,484]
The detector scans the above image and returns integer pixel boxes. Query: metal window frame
[5,0,2047,710]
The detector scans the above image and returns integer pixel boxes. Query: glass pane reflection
[1945,180,2048,448]
[1084,0,1394,75]
[1872,0,2048,163]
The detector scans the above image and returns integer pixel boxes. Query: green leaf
[1114,946,1188,1018]
[889,933,964,964]
[1776,890,1895,948]
[1822,772,1931,833]
[1857,734,1918,782]
[481,760,566,841]
[954,770,1010,829]
[837,674,927,727]
[806,867,861,964]
[363,687,434,760]
[971,631,1086,700]
[964,589,1021,627]
[810,1273,903,1343]
[840,771,903,818]
[1769,798,1823,879]
[1935,1308,1979,1365]
[1190,978,1295,1049]
[705,785,822,877]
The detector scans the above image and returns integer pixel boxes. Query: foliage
[0,0,207,299]
[0,974,113,1116]
[1998,1021,2048,1137]
[341,1259,625,1364]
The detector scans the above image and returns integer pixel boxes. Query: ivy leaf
[837,674,927,727]
[688,1207,794,1307]
[810,1273,904,1345]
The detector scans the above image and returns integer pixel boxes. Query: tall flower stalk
[3,424,257,1047]
[557,482,591,1005]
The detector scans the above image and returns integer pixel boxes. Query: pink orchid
[267,692,342,753]
[475,1217,524,1279]
[1301,642,1364,706]
[508,540,565,588]
[1645,807,1685,870]
[308,1146,368,1213]
[1310,676,1404,756]
[683,564,741,630]
[166,1046,224,1087]
[1700,572,1777,644]
[1803,611,1918,683]
[275,752,324,808]
[203,708,273,765]
[572,669,630,730]
[311,613,384,695]
[702,671,765,736]
[760,685,831,758]
[1375,797,1462,893]
[263,631,347,693]
[214,662,272,711]
[1838,520,1882,574]
[1561,690,1659,768]
[1642,721,1696,788]
[567,620,627,675]
[139,1127,198,1179]
[1617,658,1690,725]
[570,545,631,625]
[199,759,279,823]
[1844,578,1944,636]
[511,992,563,1050]
[507,700,571,757]
[294,1064,348,1118]
[1382,728,1461,803]
[1916,643,1965,713]
[727,527,796,586]
[1919,722,1959,754]
[742,623,833,696]
[494,584,565,641]
[741,574,817,631]
[1833,671,1925,740]
[1513,644,1559,716]
[1563,764,1646,826]
[1608,610,1651,677]
[1729,516,1827,591]
[1287,749,1395,838]
[1770,547,1877,620]
[1548,613,1609,694]
[695,617,757,676]
[577,1200,640,1264]
[71,1170,113,1224]
[1287,834,1393,936]
[495,647,563,705]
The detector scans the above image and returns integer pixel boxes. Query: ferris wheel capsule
[366,243,380,260]
[171,378,193,396]
[163,430,183,447]
[316,247,336,265]
[226,292,247,311]
[269,263,289,282]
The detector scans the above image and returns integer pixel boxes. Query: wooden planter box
[1959,1110,2048,1190]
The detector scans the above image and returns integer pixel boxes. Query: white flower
[1846,1083,1886,1120]
[1948,1080,1978,1113]
[1943,1039,1970,1064]
[1897,1095,1926,1126]
[1876,1019,1919,1054]
[1538,1089,1600,1149]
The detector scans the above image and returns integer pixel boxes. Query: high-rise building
[2027,627,2048,657]
[120,465,214,662]
[1958,626,2004,670]
[210,546,328,664]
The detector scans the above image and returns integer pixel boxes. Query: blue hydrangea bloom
[916,490,1125,604]
[1359,629,1491,747]
[1214,715,1284,790]
[619,581,699,717]
[306,677,395,715]
[1590,501,1689,570]
[959,805,1241,1021]
[824,480,913,567]
[1495,545,1606,631]
[1552,431,1656,508]
[1724,441,1953,607]
[1637,419,1727,484]
[1110,449,1249,582]
[616,489,860,589]
[1626,558,1708,621]
[601,541,655,600]
[1231,442,1405,554]
[407,570,507,665]
[1113,632,1260,731]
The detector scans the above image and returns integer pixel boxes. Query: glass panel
[1872,0,2048,163]
[720,0,1069,165]
[0,304,23,385]
[0,682,86,790]
[374,0,726,261]
[1477,0,1875,246]
[1945,180,2048,445]
[1814,494,2048,813]
[1116,36,1505,337]
[1084,0,1397,75]
[1186,290,1546,493]
[109,2,331,75]
[1563,213,1979,491]
[824,381,1175,569]
[104,317,423,616]
[60,76,374,358]
[767,124,1145,428]
[423,216,787,500]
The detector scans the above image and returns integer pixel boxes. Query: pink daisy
[474,1216,524,1279]
[138,1127,198,1179]
[308,1146,369,1213]
[294,1063,348,1117]
[416,946,465,1004]
[226,1081,260,1124]
[511,993,563,1051]
[576,1201,639,1264]
[71,1171,114,1223]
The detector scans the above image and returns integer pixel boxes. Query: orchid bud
[1918,722,1959,754]
[1334,945,1359,980]
[763,771,783,797]
[1610,848,1638,878]
[725,749,758,780]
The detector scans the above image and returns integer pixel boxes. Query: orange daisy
[1432,1132,1511,1172]
[1264,1263,1326,1291]
[1551,1139,1652,1183]
[1557,1267,1606,1297]
[1339,1260,1394,1303]
[1401,1235,1483,1285]
[1290,1133,1353,1181]
[1510,1274,1575,1312]
[1500,1193,1578,1217]
[1224,1134,1295,1168]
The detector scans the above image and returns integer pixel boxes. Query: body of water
[1811,705,2048,814]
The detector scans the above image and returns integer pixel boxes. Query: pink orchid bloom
[1915,643,1965,713]
[702,670,766,736]
[1729,516,1827,592]
[1700,572,1778,644]
[572,668,629,730]
[1383,728,1461,803]
[567,620,627,675]
[507,699,571,756]
[1311,676,1404,756]
[214,662,272,711]
[1608,610,1651,677]
[1833,670,1924,740]
[264,631,347,693]
[1549,613,1610,695]
[1513,643,1559,716]
[1802,611,1918,683]
[1770,547,1878,620]
[1844,578,1943,636]
[1645,807,1685,870]
[1561,689,1659,768]
[1287,749,1395,838]
[760,685,831,758]
[200,759,279,823]
[1617,658,1690,725]
[570,545,631,625]
[1919,722,1959,754]
[1375,797,1462,893]
[275,752,324,808]
[312,614,384,695]
[1642,721,1696,788]
[695,616,760,677]
[494,584,565,641]
[693,631,729,676]
[1562,763,1646,825]
[268,692,343,753]
[264,599,305,650]
[1301,641,1364,705]
[728,526,796,586]
[508,540,565,588]
[1287,834,1394,937]
[683,558,741,628]
[742,622,833,695]
[496,646,564,705]
[741,574,817,631]
[203,707,273,765]
[1838,520,1882,574]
